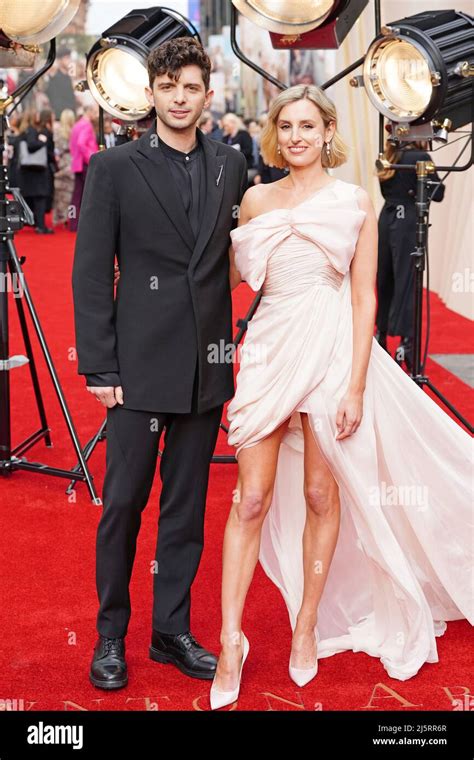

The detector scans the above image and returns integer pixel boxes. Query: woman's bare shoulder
[240,181,286,221]
[354,185,374,213]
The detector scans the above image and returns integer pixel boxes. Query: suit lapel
[130,125,227,268]
[188,129,227,272]
[131,126,195,252]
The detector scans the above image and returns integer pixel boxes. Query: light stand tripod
[406,158,472,432]
[0,51,100,502]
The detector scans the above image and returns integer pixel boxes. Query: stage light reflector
[0,0,81,45]
[86,7,200,122]
[233,0,369,50]
[88,47,150,121]
[231,0,335,35]
[363,10,474,129]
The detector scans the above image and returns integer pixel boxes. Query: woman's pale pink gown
[226,178,473,681]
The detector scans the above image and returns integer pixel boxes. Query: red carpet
[1,219,472,712]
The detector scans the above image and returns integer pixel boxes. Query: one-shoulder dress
[226,178,473,681]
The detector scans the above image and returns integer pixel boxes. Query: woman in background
[6,113,21,191]
[53,108,75,228]
[375,136,445,369]
[38,108,56,222]
[17,109,55,234]
[69,103,99,232]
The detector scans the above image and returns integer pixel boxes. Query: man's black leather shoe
[89,636,128,690]
[149,631,217,680]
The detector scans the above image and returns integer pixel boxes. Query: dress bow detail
[230,194,367,292]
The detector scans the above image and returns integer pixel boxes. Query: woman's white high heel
[289,629,318,687]
[210,632,250,710]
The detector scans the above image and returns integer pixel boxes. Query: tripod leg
[66,417,107,494]
[7,239,100,503]
[11,259,52,447]
[0,242,12,471]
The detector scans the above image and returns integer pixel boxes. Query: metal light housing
[363,10,474,130]
[232,0,369,51]
[0,0,81,45]
[86,7,200,122]
[231,0,335,35]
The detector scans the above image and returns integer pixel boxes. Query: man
[221,112,254,171]
[45,46,77,118]
[72,37,247,690]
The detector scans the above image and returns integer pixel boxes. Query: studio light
[0,0,81,45]
[231,0,334,35]
[363,10,474,132]
[231,0,368,49]
[86,7,200,122]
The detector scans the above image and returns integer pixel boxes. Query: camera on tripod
[0,186,35,233]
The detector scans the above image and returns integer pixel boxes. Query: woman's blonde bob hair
[260,84,348,170]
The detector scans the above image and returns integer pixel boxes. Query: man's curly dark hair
[147,37,211,90]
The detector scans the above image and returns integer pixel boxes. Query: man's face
[145,64,213,131]
[86,103,99,123]
[59,54,71,73]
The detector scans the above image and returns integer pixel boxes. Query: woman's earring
[325,141,331,156]
[277,145,281,154]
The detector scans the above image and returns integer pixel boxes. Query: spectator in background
[375,137,446,370]
[221,113,254,171]
[17,109,55,234]
[69,103,99,232]
[38,108,56,220]
[210,115,224,142]
[199,110,224,141]
[6,113,21,190]
[254,152,289,185]
[244,118,261,167]
[103,117,117,149]
[16,68,36,111]
[46,46,77,119]
[252,112,288,185]
[198,110,214,135]
[53,108,75,227]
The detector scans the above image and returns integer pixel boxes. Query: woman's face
[276,98,335,168]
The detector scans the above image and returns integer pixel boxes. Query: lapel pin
[216,165,224,186]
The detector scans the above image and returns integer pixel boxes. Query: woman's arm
[228,185,257,290]
[229,243,242,290]
[336,186,378,440]
[25,127,47,153]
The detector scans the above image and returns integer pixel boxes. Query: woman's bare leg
[214,417,291,691]
[290,412,341,669]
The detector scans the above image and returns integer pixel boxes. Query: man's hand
[86,385,124,407]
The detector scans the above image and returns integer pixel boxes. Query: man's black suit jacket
[72,125,248,414]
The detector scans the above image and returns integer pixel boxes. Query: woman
[209,85,472,710]
[375,137,445,369]
[38,108,56,219]
[6,113,21,190]
[53,108,75,227]
[69,103,99,232]
[17,109,55,234]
